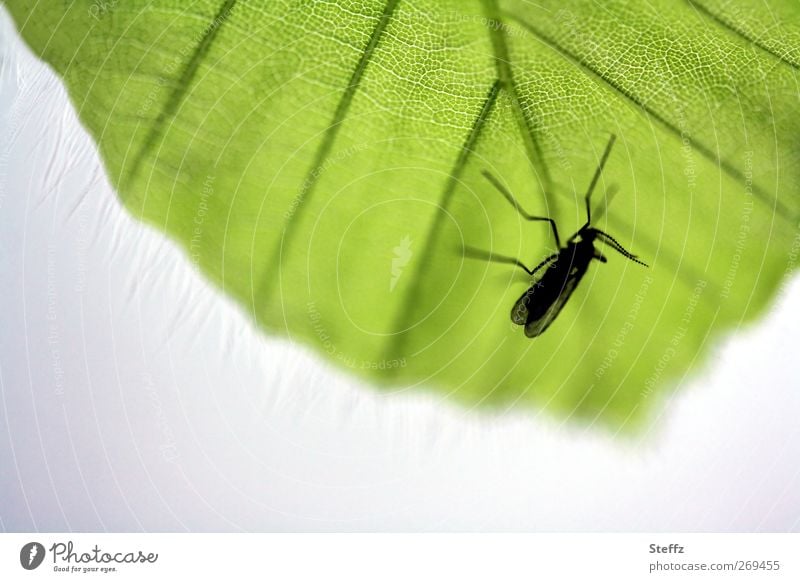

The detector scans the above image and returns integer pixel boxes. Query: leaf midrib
[125,0,238,187]
[254,0,402,306]
[382,80,502,363]
[687,0,800,70]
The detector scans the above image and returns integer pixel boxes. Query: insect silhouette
[463,134,648,338]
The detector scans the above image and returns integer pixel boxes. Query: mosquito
[463,134,648,338]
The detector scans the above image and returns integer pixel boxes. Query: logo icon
[20,542,46,570]
[390,235,413,292]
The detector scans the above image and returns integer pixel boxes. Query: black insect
[464,134,647,338]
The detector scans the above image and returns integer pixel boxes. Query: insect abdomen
[510,243,594,336]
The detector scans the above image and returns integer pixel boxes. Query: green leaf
[7,0,799,428]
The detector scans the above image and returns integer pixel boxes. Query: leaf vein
[687,0,800,71]
[482,0,554,209]
[126,0,237,186]
[383,80,502,360]
[258,0,401,302]
[507,12,796,224]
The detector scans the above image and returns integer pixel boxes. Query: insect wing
[523,268,583,338]
[510,285,533,326]
[510,274,548,326]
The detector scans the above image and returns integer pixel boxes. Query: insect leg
[583,134,617,224]
[591,184,619,223]
[481,170,561,248]
[462,246,558,276]
[528,253,560,276]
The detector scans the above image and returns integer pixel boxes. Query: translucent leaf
[6,0,799,428]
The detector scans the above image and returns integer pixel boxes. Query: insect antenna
[595,231,649,267]
[583,134,617,225]
[481,170,561,248]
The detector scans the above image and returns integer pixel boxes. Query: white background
[1,7,799,532]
